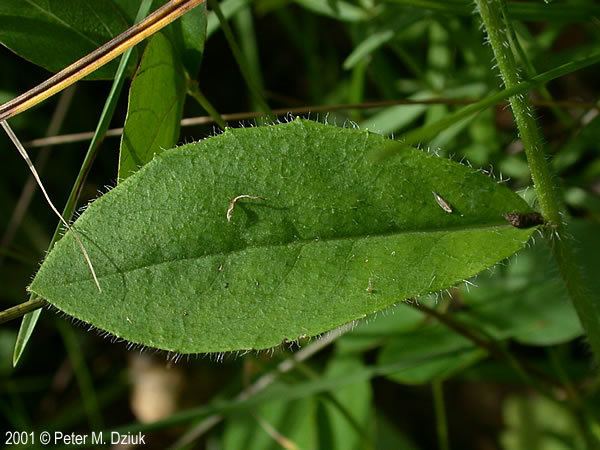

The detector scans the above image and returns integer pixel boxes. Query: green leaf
[294,0,373,22]
[224,395,317,450]
[0,0,133,80]
[207,0,251,38]
[115,0,208,75]
[223,355,371,450]
[30,119,535,354]
[378,322,485,384]
[318,356,373,450]
[13,0,155,368]
[336,304,424,354]
[460,250,583,347]
[12,310,40,366]
[360,91,430,135]
[460,220,600,346]
[118,32,186,180]
[344,29,394,70]
[163,1,207,76]
[501,395,584,450]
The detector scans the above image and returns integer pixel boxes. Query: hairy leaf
[0,0,133,80]
[119,33,186,180]
[30,120,535,354]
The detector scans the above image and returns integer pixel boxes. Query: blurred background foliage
[0,0,599,448]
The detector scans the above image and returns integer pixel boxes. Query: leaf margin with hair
[29,119,536,354]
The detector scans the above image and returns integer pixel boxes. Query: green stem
[208,0,273,117]
[476,0,561,223]
[0,299,46,325]
[432,380,450,450]
[475,0,600,362]
[57,321,104,430]
[11,0,155,367]
[187,79,227,129]
[399,52,600,147]
[499,5,571,127]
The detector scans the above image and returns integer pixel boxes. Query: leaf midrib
[42,220,522,288]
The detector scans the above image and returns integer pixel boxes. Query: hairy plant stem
[474,0,600,363]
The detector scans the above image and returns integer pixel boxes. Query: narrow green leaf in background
[12,0,155,367]
[223,355,371,450]
[165,1,208,76]
[30,120,535,354]
[0,0,133,80]
[294,0,372,22]
[206,0,250,38]
[224,396,317,450]
[115,0,208,76]
[378,323,486,384]
[336,304,425,354]
[343,29,394,70]
[317,356,373,450]
[118,32,186,180]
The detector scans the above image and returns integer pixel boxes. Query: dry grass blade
[253,413,299,450]
[0,87,76,261]
[1,120,102,292]
[22,98,598,149]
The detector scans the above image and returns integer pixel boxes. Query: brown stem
[0,0,205,121]
[23,98,598,149]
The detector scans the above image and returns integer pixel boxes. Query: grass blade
[12,0,156,367]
